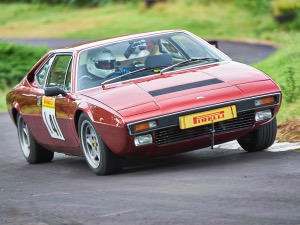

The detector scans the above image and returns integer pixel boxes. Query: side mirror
[44,87,76,101]
[208,40,219,49]
[44,87,67,97]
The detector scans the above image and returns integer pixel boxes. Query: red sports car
[6,30,281,175]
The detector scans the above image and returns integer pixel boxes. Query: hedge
[0,42,48,90]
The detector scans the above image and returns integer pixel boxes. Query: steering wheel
[105,71,123,80]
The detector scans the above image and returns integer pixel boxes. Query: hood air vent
[148,78,223,97]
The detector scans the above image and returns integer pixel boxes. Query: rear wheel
[78,114,125,175]
[17,114,54,163]
[238,117,277,152]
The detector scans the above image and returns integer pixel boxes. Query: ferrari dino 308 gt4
[6,30,281,175]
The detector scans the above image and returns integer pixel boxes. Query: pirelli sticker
[179,105,237,130]
[42,96,65,140]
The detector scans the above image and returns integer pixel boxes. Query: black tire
[237,117,277,152]
[17,113,54,164]
[78,113,125,175]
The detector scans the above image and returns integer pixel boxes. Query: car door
[20,55,56,148]
[43,54,80,154]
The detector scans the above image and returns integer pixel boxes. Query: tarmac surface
[0,112,300,225]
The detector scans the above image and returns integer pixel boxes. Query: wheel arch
[74,109,85,136]
[12,108,19,126]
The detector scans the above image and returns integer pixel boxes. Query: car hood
[85,61,278,117]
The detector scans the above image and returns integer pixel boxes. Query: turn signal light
[255,97,275,106]
[134,121,157,132]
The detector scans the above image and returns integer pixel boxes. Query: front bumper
[127,93,281,146]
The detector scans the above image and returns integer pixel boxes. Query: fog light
[134,134,153,146]
[255,109,272,121]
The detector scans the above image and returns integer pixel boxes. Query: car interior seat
[145,54,173,68]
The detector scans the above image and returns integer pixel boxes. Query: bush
[272,0,300,16]
[0,0,131,6]
[0,42,48,90]
[281,67,300,103]
[232,0,271,14]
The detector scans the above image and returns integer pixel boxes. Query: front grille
[155,110,255,145]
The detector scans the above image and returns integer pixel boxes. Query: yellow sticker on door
[42,96,65,140]
[42,96,55,109]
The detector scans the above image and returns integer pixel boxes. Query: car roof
[51,29,188,54]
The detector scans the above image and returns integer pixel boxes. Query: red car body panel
[6,30,281,159]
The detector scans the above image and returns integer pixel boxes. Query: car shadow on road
[121,148,275,175]
[27,148,282,177]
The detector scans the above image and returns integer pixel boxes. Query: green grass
[0,2,276,40]
[0,1,299,121]
[253,32,300,122]
[0,89,9,113]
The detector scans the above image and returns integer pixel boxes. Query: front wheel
[78,114,125,175]
[17,113,54,163]
[237,117,277,152]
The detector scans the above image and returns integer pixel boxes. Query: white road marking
[216,140,300,152]
[266,141,300,152]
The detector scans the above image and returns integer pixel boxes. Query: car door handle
[37,96,42,106]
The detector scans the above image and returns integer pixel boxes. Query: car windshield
[77,32,229,91]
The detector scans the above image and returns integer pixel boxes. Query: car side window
[65,60,72,92]
[46,55,72,90]
[35,56,54,87]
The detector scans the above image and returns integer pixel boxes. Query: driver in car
[78,47,129,90]
[87,48,117,79]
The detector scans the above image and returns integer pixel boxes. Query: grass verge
[0,89,9,113]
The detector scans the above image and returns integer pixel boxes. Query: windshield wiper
[101,66,164,88]
[160,58,219,74]
[101,58,219,88]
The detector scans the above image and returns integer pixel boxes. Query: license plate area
[179,105,237,130]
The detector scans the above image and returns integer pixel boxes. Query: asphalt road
[1,113,300,225]
[3,38,276,64]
